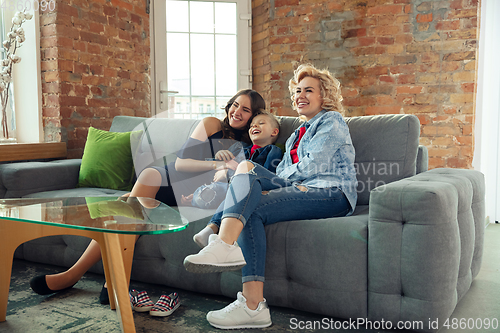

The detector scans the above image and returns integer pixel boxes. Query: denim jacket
[276,110,358,214]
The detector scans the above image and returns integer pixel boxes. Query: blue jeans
[209,162,351,283]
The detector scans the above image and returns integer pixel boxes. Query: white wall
[473,0,500,224]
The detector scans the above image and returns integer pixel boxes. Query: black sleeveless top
[176,129,245,161]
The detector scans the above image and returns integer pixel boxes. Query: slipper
[150,292,180,317]
[99,284,109,305]
[29,275,75,295]
[129,289,154,312]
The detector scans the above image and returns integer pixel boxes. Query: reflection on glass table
[0,196,189,234]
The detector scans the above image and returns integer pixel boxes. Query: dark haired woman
[29,89,266,302]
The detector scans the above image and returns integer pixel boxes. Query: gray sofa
[0,114,485,332]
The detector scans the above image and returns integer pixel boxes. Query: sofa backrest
[345,114,420,205]
[110,113,420,206]
[110,115,304,178]
[110,116,200,178]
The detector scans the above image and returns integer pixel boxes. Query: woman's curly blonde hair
[288,64,344,115]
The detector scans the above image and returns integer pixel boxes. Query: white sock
[193,226,215,248]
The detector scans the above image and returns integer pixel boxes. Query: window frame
[149,0,252,118]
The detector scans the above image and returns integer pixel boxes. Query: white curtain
[474,0,500,224]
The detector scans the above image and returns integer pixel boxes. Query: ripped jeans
[209,162,351,283]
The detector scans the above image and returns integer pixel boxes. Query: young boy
[189,111,283,247]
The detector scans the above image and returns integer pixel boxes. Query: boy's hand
[213,170,227,182]
[225,159,239,171]
[215,150,235,161]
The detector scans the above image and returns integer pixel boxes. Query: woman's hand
[215,150,235,161]
[213,170,228,182]
[180,194,193,206]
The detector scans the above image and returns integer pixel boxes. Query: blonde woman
[183,64,358,329]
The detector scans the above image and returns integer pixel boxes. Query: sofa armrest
[0,159,82,198]
[416,145,428,174]
[367,168,485,332]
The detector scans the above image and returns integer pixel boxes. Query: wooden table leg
[102,233,136,333]
[0,222,16,322]
[97,233,136,312]
[0,219,137,333]
[0,218,37,322]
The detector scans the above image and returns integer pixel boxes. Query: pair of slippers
[130,289,181,317]
[29,276,179,316]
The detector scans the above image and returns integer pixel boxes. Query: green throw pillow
[78,127,138,191]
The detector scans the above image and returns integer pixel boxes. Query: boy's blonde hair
[252,111,280,143]
[288,64,344,115]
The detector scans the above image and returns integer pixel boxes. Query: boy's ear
[271,128,279,137]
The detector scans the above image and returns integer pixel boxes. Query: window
[0,8,42,143]
[150,0,252,119]
[0,9,15,142]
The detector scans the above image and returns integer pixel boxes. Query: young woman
[29,89,266,303]
[183,64,358,329]
[127,89,266,206]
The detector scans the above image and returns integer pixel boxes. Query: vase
[1,98,17,143]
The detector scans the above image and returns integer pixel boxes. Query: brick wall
[252,0,479,169]
[40,0,151,158]
[41,0,478,167]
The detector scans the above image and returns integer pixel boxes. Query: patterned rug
[2,259,344,333]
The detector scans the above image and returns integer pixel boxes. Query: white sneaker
[183,235,246,273]
[207,292,272,329]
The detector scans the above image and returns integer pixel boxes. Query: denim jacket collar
[299,110,327,131]
[307,109,327,126]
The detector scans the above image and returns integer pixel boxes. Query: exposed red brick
[366,106,401,115]
[367,5,404,15]
[397,86,424,94]
[436,20,460,30]
[416,13,433,23]
[379,76,396,86]
[275,0,300,7]
[377,37,395,45]
[111,0,134,11]
[461,83,475,93]
[40,0,151,158]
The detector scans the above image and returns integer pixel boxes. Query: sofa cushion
[345,114,420,205]
[0,159,81,198]
[78,127,140,191]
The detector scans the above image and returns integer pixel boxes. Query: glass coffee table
[0,197,188,333]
